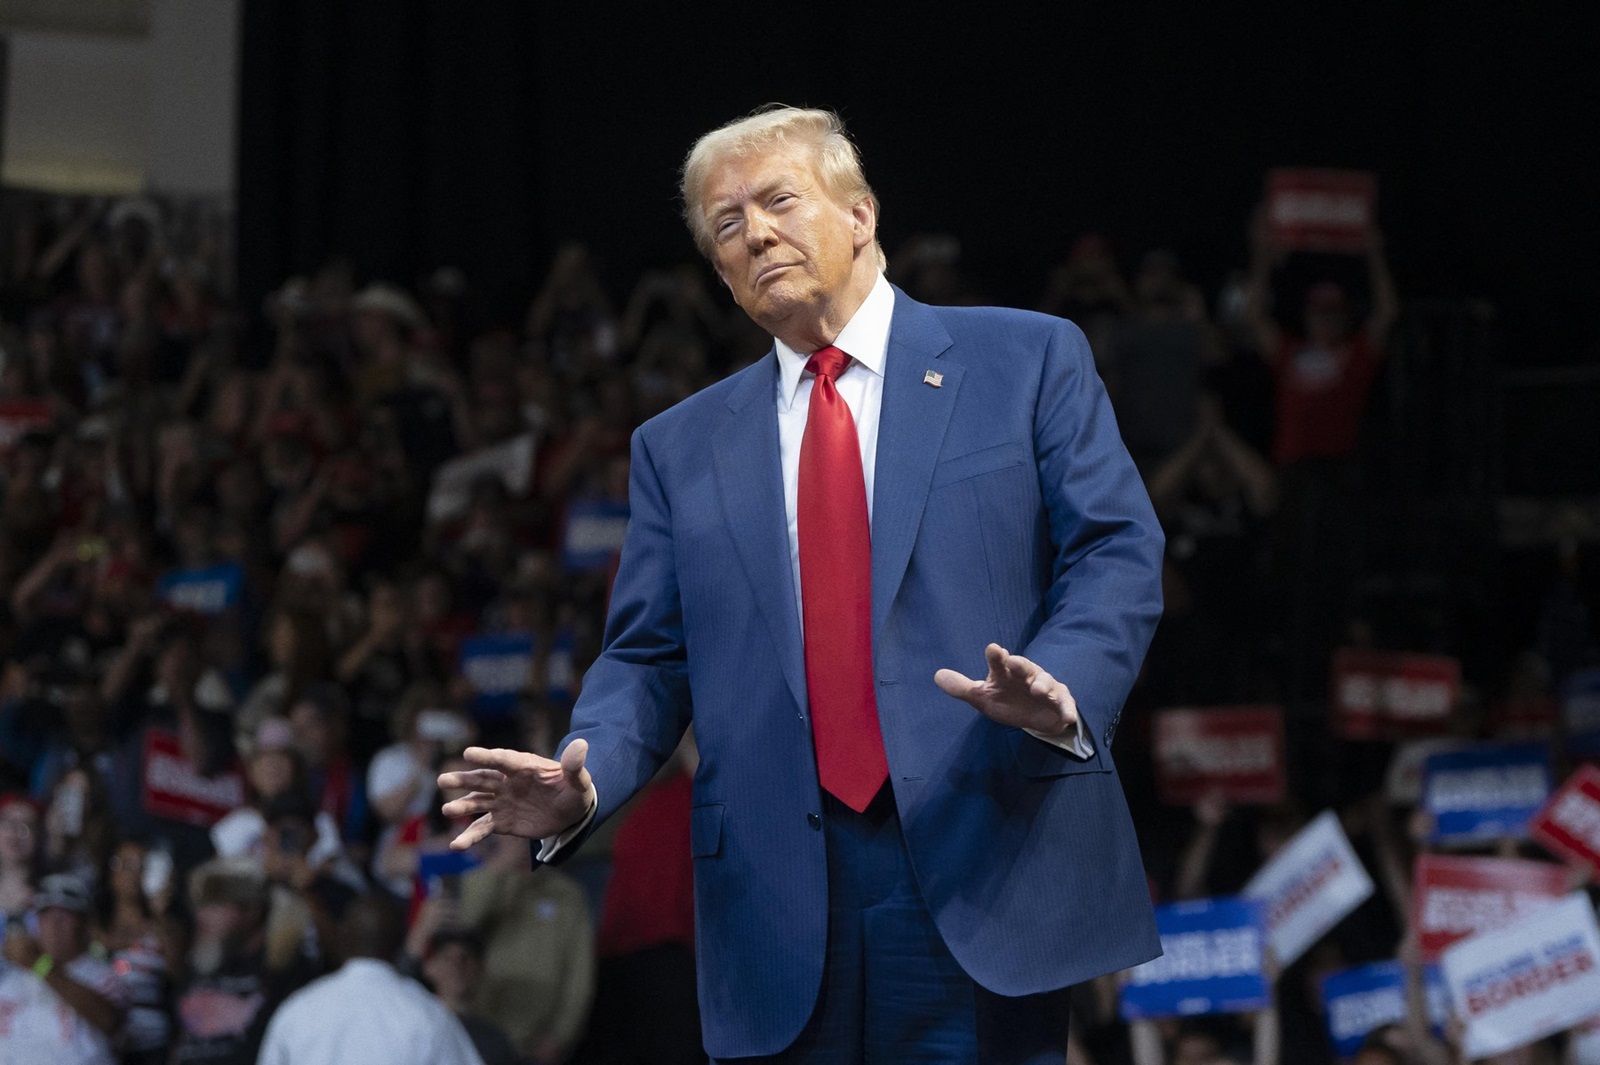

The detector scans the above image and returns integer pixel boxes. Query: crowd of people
[0,190,1593,1065]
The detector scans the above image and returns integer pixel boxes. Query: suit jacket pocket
[1008,729,1111,778]
[690,802,725,858]
[930,442,1027,490]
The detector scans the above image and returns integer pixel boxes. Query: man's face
[36,907,86,961]
[703,142,873,339]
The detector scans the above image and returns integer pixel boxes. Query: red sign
[141,729,246,827]
[0,399,52,454]
[1153,706,1287,805]
[1265,168,1378,253]
[1332,648,1461,740]
[1531,765,1600,876]
[1489,694,1560,740]
[1412,853,1571,961]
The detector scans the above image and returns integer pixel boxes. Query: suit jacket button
[807,812,821,830]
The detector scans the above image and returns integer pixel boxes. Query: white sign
[1575,1013,1600,1065]
[1441,893,1600,1060]
[1244,810,1375,966]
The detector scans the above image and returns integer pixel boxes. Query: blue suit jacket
[550,288,1163,1058]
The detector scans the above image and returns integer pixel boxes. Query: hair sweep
[680,104,887,272]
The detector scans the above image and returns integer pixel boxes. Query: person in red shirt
[1243,221,1398,468]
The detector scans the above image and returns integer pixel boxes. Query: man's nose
[743,209,778,251]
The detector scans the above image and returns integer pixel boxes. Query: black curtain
[237,0,544,330]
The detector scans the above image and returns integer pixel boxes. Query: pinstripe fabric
[547,288,1164,1059]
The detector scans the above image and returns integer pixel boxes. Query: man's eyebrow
[709,178,788,218]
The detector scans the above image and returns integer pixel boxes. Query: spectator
[287,681,368,845]
[170,856,316,1065]
[257,894,484,1065]
[460,831,595,1064]
[0,872,126,1065]
[415,923,521,1065]
[367,687,471,896]
[0,793,43,918]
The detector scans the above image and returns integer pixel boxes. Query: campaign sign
[418,849,484,896]
[1153,706,1286,805]
[1531,764,1600,876]
[458,631,535,717]
[141,729,246,827]
[1421,743,1552,843]
[1321,961,1447,1060]
[1121,897,1269,1019]
[157,561,244,615]
[1563,668,1600,757]
[1244,809,1374,966]
[1412,853,1571,961]
[1490,694,1560,741]
[1332,648,1459,740]
[1441,892,1600,1060]
[562,498,629,572]
[1265,169,1377,253]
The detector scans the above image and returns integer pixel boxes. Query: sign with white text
[1332,648,1459,740]
[157,561,245,616]
[1421,743,1552,843]
[0,398,53,453]
[1321,960,1447,1060]
[1412,853,1571,961]
[1121,897,1269,1019]
[1441,893,1600,1060]
[1385,739,1472,806]
[1531,764,1600,876]
[562,498,630,573]
[140,729,246,827]
[1265,169,1378,253]
[458,631,535,717]
[1153,706,1286,805]
[1244,810,1374,966]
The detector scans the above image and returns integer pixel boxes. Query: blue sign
[417,849,484,896]
[1121,897,1269,1019]
[458,631,535,717]
[157,561,243,615]
[1322,961,1446,1059]
[1422,743,1552,843]
[562,498,629,572]
[1562,668,1600,757]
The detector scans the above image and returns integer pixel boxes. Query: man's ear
[850,198,877,253]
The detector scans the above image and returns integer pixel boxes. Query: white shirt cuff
[535,780,598,862]
[1023,694,1096,759]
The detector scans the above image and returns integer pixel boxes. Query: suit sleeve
[537,425,694,864]
[1020,319,1165,754]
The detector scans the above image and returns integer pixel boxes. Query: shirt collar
[775,273,893,411]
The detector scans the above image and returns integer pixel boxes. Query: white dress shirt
[540,273,1090,858]
[257,958,485,1065]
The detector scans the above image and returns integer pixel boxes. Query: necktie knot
[806,345,851,382]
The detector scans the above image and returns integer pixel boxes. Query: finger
[440,791,497,819]
[560,738,589,783]
[437,768,505,792]
[450,813,494,851]
[984,643,1009,681]
[462,746,547,774]
[934,668,982,702]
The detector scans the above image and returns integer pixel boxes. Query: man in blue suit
[442,106,1163,1063]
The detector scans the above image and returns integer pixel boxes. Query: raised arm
[1242,207,1285,362]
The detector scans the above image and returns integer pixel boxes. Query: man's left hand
[934,643,1078,737]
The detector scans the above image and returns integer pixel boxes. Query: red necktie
[798,345,888,812]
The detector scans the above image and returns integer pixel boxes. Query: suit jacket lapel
[871,290,960,642]
[713,352,809,715]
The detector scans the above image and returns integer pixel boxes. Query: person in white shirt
[257,893,483,1065]
[0,872,125,1065]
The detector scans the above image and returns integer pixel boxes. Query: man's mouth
[755,262,798,284]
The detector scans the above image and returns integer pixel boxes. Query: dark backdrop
[238,1,1599,363]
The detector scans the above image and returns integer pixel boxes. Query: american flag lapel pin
[923,369,944,388]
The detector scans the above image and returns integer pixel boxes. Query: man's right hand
[438,741,592,851]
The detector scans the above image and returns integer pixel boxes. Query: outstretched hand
[934,643,1078,737]
[438,740,593,851]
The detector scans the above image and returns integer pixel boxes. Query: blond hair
[680,105,886,271]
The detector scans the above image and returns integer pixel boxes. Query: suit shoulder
[929,303,1088,349]
[635,357,769,447]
